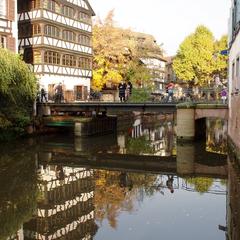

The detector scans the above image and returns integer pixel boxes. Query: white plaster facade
[228,0,240,150]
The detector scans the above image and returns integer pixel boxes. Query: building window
[33,51,41,63]
[62,30,76,42]
[79,11,91,23]
[79,57,91,69]
[0,0,6,17]
[31,0,41,9]
[0,35,6,48]
[24,48,33,64]
[62,5,74,18]
[47,0,57,12]
[232,62,235,84]
[78,34,90,46]
[44,25,60,38]
[236,58,239,81]
[62,54,76,66]
[19,24,33,38]
[33,24,41,35]
[44,51,60,64]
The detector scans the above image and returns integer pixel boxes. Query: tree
[0,48,37,140]
[92,10,135,90]
[92,10,162,92]
[173,25,224,86]
[213,35,228,83]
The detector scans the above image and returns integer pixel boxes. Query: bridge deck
[39,102,177,113]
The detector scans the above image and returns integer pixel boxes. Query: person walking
[40,87,47,103]
[55,83,64,103]
[221,88,227,104]
[126,81,133,101]
[166,81,174,102]
[118,81,126,102]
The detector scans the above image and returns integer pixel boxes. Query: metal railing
[37,88,229,104]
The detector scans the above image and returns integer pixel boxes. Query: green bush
[129,88,152,103]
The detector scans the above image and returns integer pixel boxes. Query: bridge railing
[37,88,228,104]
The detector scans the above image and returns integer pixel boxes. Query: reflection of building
[18,0,95,102]
[227,157,240,240]
[228,0,240,156]
[7,227,24,240]
[144,123,174,156]
[0,0,18,52]
[24,165,97,239]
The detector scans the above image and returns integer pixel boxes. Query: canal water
[0,112,236,240]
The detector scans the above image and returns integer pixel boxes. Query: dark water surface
[0,113,235,240]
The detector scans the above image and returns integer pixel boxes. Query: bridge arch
[195,108,228,120]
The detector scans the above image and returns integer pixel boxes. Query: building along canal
[0,112,238,240]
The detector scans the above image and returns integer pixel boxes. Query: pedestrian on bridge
[118,81,126,102]
[55,83,64,103]
[221,88,227,104]
[166,81,174,102]
[40,87,48,103]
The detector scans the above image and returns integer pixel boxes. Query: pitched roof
[85,0,95,16]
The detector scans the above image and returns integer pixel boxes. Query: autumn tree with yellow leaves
[92,10,160,91]
[92,10,133,90]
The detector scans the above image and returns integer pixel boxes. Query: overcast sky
[90,0,231,56]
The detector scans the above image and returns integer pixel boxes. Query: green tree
[186,177,213,194]
[213,35,228,83]
[0,48,37,140]
[173,25,216,86]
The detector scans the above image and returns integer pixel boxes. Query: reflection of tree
[185,177,214,194]
[126,136,154,155]
[0,152,38,240]
[206,119,228,155]
[94,170,158,228]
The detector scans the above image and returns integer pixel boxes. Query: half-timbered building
[17,0,95,102]
[0,0,18,52]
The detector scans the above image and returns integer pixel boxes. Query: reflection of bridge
[38,150,228,179]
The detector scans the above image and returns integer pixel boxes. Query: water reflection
[24,165,98,239]
[0,146,38,240]
[119,113,176,156]
[206,118,228,155]
[0,114,238,240]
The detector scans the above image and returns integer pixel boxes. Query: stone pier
[176,107,195,140]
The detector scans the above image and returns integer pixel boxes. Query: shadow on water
[0,114,238,240]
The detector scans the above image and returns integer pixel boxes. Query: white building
[0,0,18,52]
[140,56,167,91]
[228,0,240,152]
[18,0,95,102]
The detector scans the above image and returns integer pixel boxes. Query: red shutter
[7,36,16,52]
[8,0,15,21]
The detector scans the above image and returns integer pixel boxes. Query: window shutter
[7,36,15,52]
[8,0,15,21]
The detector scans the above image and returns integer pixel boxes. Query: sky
[90,0,231,56]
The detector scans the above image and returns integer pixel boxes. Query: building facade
[17,0,95,102]
[140,56,167,91]
[0,0,18,52]
[127,32,167,92]
[228,0,240,153]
